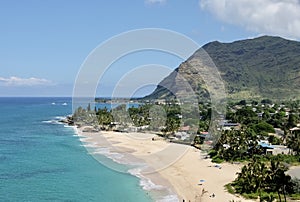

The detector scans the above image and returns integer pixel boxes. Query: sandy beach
[76,127,255,202]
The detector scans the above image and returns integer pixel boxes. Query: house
[174,131,189,140]
[266,145,291,155]
[290,127,300,133]
[179,125,190,132]
[274,128,285,137]
[222,122,240,130]
[223,144,230,149]
[155,99,166,105]
[257,112,264,118]
[258,140,291,155]
[199,131,209,138]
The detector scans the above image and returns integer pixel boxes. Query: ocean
[0,97,153,202]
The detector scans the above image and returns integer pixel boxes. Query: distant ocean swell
[0,97,152,202]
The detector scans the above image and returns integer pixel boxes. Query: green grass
[241,192,259,199]
[211,156,224,163]
[225,183,235,195]
[234,190,297,201]
[289,194,300,200]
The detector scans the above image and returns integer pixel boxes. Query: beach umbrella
[199,179,205,183]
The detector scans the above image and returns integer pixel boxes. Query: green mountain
[144,36,300,101]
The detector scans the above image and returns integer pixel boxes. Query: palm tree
[254,160,268,200]
[267,159,291,202]
[287,130,300,155]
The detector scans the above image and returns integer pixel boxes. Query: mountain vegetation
[144,36,300,101]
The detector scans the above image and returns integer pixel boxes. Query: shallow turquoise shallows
[0,97,152,202]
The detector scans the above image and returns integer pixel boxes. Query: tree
[268,135,282,145]
[112,104,130,125]
[163,117,180,135]
[149,105,166,131]
[87,103,91,111]
[287,114,298,128]
[97,107,113,127]
[251,121,275,136]
[232,158,293,201]
[266,160,291,202]
[233,158,268,194]
[261,99,273,104]
[239,100,247,105]
[234,106,257,125]
[287,130,300,155]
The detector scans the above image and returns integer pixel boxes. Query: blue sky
[1,0,299,97]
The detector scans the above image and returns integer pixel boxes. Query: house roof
[259,142,274,149]
[290,127,300,131]
[179,126,190,131]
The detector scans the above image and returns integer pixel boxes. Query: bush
[208,149,218,158]
[289,193,300,200]
[261,99,272,104]
[252,121,275,134]
[290,178,300,194]
[242,192,259,199]
[212,156,224,163]
[225,183,235,194]
[270,154,300,165]
[260,192,276,201]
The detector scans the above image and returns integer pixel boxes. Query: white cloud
[199,0,300,39]
[0,76,54,87]
[145,0,167,5]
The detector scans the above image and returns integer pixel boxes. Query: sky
[0,0,300,97]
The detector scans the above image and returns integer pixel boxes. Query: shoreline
[73,126,255,202]
[73,126,178,201]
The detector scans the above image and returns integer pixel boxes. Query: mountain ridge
[144,35,300,101]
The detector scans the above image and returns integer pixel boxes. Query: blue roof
[259,142,274,149]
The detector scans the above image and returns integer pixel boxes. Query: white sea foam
[128,167,179,202]
[92,147,127,164]
[73,133,86,137]
[63,124,73,128]
[80,140,95,146]
[55,116,66,120]
[157,194,179,202]
[140,178,165,191]
[41,120,62,124]
[72,127,179,202]
[73,133,84,137]
[82,137,93,141]
[42,115,67,125]
[42,120,55,124]
[93,147,110,154]
[129,168,164,191]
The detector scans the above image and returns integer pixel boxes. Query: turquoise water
[0,97,152,202]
